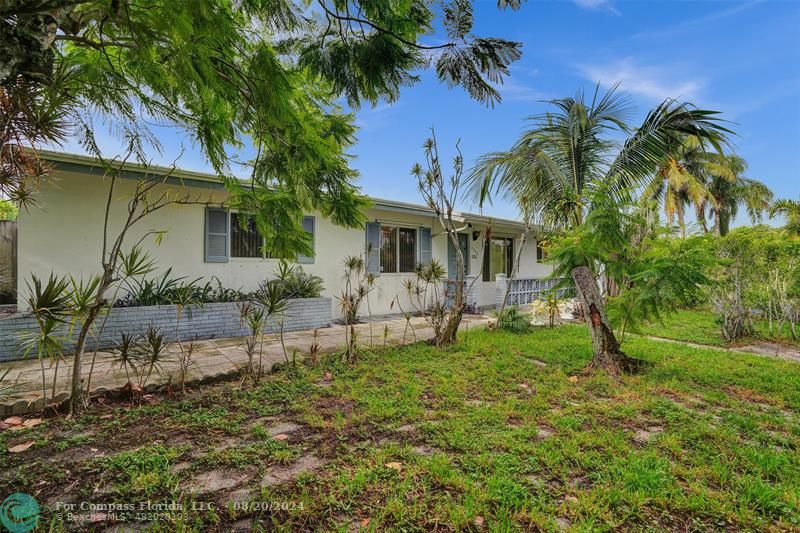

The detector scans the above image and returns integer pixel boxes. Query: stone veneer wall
[0,298,331,363]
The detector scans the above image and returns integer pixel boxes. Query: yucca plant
[111,332,144,399]
[170,282,202,392]
[138,326,168,390]
[544,291,561,328]
[255,279,290,365]
[21,273,73,411]
[238,301,267,383]
[85,245,156,396]
[68,275,102,399]
[335,255,373,363]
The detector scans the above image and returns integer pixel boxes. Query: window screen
[398,228,417,272]
[380,226,397,273]
[231,212,262,258]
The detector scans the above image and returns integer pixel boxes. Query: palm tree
[704,155,772,236]
[643,135,713,235]
[770,198,800,237]
[466,85,729,372]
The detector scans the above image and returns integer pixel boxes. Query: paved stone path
[0,314,490,416]
[639,335,800,363]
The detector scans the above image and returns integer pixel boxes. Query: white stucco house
[15,151,555,317]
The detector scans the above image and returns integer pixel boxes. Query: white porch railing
[495,275,572,308]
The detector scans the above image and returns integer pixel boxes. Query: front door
[447,233,470,279]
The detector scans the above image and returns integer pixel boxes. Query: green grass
[633,308,800,347]
[1,325,799,530]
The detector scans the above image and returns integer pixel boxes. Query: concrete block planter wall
[0,298,331,363]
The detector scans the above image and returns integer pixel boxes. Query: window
[298,216,315,264]
[536,240,547,262]
[207,211,316,262]
[205,208,229,263]
[379,226,417,273]
[380,226,397,273]
[231,212,262,258]
[483,237,514,281]
[399,228,417,272]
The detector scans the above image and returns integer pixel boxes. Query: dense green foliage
[546,199,713,341]
[3,0,523,257]
[492,305,533,332]
[114,262,324,307]
[0,198,17,219]
[708,225,800,341]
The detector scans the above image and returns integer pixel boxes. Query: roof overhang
[37,150,539,233]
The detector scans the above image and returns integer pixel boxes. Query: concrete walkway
[637,334,800,363]
[0,314,491,416]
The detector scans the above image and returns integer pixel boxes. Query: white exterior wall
[17,169,553,317]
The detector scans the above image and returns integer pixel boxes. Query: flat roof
[38,150,532,230]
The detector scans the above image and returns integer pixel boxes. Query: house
[15,151,554,317]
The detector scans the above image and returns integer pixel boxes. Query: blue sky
[64,0,800,223]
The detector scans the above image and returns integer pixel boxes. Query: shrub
[268,260,324,299]
[113,262,322,308]
[493,306,532,333]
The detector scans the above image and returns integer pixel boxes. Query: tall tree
[466,86,729,372]
[1,0,523,257]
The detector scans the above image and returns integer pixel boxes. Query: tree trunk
[713,210,722,237]
[70,306,100,413]
[435,230,467,346]
[571,265,632,373]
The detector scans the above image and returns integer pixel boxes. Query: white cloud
[578,58,703,101]
[573,0,620,16]
[631,0,763,40]
[496,80,551,102]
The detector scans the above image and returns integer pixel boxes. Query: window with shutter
[418,227,432,266]
[298,216,315,264]
[205,208,229,263]
[365,222,381,274]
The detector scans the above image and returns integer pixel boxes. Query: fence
[0,221,16,304]
[495,275,572,309]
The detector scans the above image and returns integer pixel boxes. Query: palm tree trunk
[571,265,632,373]
[713,210,722,237]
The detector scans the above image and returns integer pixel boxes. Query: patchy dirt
[261,454,324,486]
[733,341,800,362]
[182,468,254,494]
[633,425,664,444]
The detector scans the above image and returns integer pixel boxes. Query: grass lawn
[1,325,799,531]
[633,308,800,348]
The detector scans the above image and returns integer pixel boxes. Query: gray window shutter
[298,216,315,264]
[205,207,229,263]
[365,222,381,274]
[419,227,432,266]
